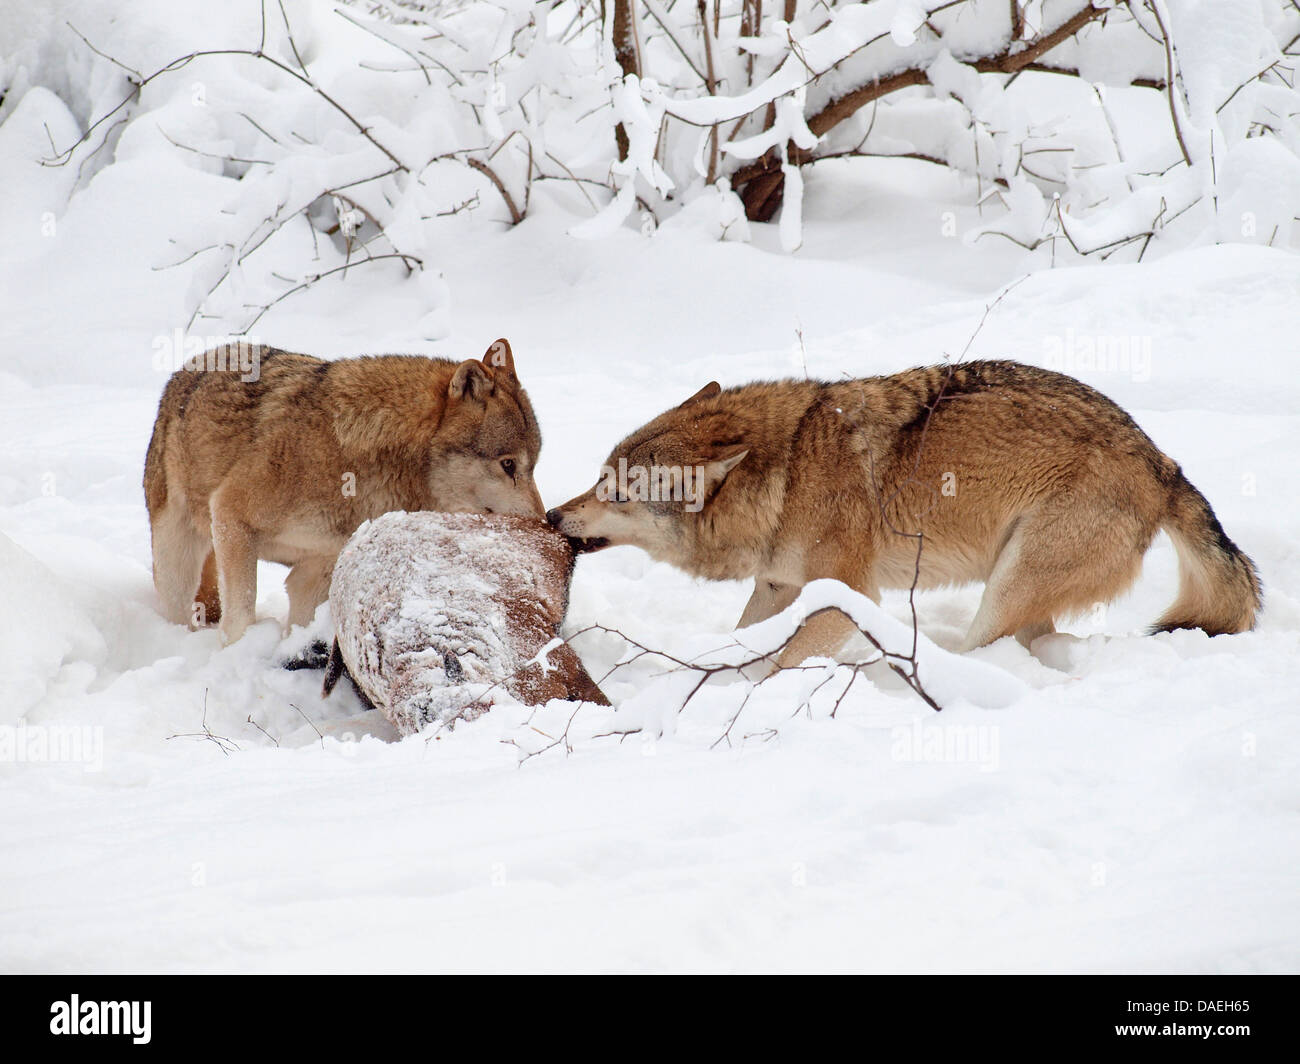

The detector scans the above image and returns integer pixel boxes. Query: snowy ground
[2,104,1299,970]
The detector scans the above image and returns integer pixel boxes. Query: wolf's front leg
[286,553,338,631]
[737,579,800,628]
[736,580,805,679]
[776,606,861,669]
[769,560,880,670]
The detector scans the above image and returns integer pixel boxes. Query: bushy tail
[144,368,206,515]
[143,402,169,515]
[1152,472,1261,636]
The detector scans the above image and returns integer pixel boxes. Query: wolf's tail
[143,386,172,515]
[1152,470,1261,636]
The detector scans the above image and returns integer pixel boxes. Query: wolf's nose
[545,508,562,528]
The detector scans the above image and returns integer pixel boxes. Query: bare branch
[466,156,524,224]
[238,252,422,332]
[45,27,407,172]
[1146,0,1192,167]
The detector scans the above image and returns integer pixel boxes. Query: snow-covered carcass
[323,511,608,736]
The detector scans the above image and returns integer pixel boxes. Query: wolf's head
[431,339,545,518]
[546,382,749,566]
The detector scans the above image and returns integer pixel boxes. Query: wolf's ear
[449,358,496,402]
[697,447,748,497]
[678,381,721,408]
[482,338,516,384]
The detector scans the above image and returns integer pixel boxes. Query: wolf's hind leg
[1014,619,1055,648]
[962,523,1060,651]
[151,498,210,626]
[286,554,337,631]
[962,509,1151,651]
[194,551,221,625]
[210,496,259,644]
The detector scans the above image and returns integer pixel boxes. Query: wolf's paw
[1027,632,1088,671]
[280,639,333,671]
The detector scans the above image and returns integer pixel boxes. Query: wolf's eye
[500,458,516,479]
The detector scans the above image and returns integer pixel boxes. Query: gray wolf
[546,361,1261,667]
[144,338,544,643]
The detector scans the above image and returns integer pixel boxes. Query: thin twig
[166,690,240,755]
[246,715,280,746]
[288,702,325,749]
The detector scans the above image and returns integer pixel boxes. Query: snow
[0,532,106,725]
[1,1,1298,973]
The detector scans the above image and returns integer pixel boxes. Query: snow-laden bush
[614,0,1300,255]
[3,0,1297,333]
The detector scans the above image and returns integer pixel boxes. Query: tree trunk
[611,0,642,161]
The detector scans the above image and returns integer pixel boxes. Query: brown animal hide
[326,511,608,736]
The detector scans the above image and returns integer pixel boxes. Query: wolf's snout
[545,508,563,528]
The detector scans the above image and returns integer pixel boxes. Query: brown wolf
[547,361,1261,667]
[144,339,544,643]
